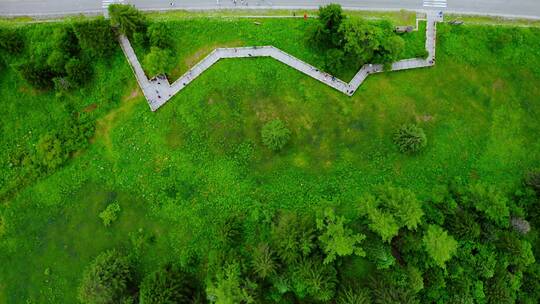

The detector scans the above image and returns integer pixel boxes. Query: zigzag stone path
[119,11,443,111]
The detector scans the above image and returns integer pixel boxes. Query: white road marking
[423,0,447,8]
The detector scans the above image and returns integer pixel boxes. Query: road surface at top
[1,0,540,19]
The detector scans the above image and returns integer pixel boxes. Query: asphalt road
[1,0,540,19]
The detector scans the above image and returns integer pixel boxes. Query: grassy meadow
[1,12,540,303]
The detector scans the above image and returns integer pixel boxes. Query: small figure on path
[304,13,307,20]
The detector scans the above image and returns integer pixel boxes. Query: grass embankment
[0,15,539,302]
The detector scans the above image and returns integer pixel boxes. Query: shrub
[423,225,458,268]
[78,250,133,304]
[311,4,344,49]
[72,17,116,58]
[147,23,172,49]
[65,58,92,86]
[143,47,174,77]
[139,263,200,304]
[358,184,424,242]
[336,287,371,304]
[251,243,277,279]
[34,133,68,171]
[393,124,427,154]
[99,202,121,227]
[316,209,366,264]
[0,27,24,54]
[463,183,510,228]
[17,60,56,89]
[109,4,147,37]
[261,119,291,151]
[524,169,540,195]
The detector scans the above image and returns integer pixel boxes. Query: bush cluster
[261,119,291,151]
[310,4,406,74]
[393,124,427,154]
[15,17,116,91]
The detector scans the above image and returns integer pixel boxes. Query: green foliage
[271,211,315,264]
[0,27,24,54]
[366,242,395,270]
[65,57,92,86]
[339,18,380,64]
[358,185,424,242]
[524,168,540,195]
[261,119,291,151]
[316,208,366,264]
[423,225,458,268]
[72,17,116,58]
[289,257,337,302]
[148,23,172,49]
[325,48,345,74]
[16,60,56,89]
[393,124,427,154]
[143,46,174,76]
[336,287,371,304]
[109,4,147,37]
[78,250,133,304]
[250,243,276,279]
[139,263,200,304]
[206,262,256,304]
[99,202,121,227]
[463,183,510,227]
[35,133,68,171]
[369,275,419,304]
[311,4,344,48]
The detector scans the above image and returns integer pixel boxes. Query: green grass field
[1,13,540,303]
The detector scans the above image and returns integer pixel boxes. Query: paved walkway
[119,11,442,111]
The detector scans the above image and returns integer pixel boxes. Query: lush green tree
[148,22,172,49]
[423,225,458,268]
[0,27,24,54]
[143,46,174,76]
[290,257,337,302]
[271,212,315,264]
[366,242,395,270]
[316,209,366,264]
[393,124,427,154]
[206,263,256,304]
[99,202,121,227]
[463,183,510,227]
[446,209,481,241]
[52,27,80,58]
[311,4,344,48]
[524,168,540,195]
[375,35,405,67]
[250,243,277,279]
[325,48,345,74]
[369,275,419,304]
[261,119,291,151]
[65,57,92,86]
[338,18,380,64]
[17,60,56,89]
[46,49,69,74]
[139,263,200,304]
[358,185,424,242]
[78,250,133,304]
[72,17,116,58]
[35,133,67,171]
[336,287,371,304]
[109,4,147,37]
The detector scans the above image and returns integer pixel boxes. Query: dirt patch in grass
[83,103,97,113]
[93,88,142,156]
